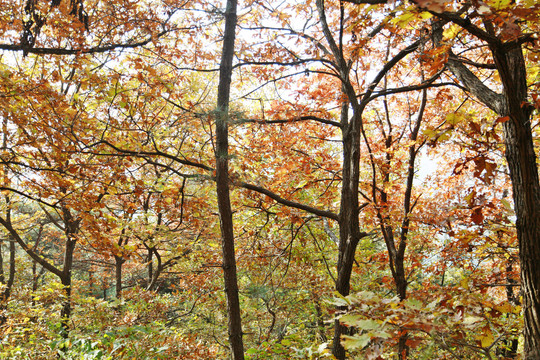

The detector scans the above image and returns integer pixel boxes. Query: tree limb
[238,182,339,221]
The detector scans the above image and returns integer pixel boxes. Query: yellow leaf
[446,113,462,125]
[443,24,460,40]
[495,302,512,313]
[477,330,494,348]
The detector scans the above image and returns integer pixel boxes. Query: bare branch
[238,115,342,128]
[238,182,339,221]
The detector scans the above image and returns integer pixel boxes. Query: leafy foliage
[0,0,538,359]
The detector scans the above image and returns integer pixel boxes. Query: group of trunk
[215,1,540,359]
[0,1,537,359]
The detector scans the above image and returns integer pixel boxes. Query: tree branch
[238,115,342,128]
[0,29,174,55]
[431,20,505,114]
[0,215,62,278]
[238,182,339,221]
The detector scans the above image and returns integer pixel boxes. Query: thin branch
[0,28,176,55]
[238,115,342,128]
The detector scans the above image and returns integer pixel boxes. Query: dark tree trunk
[498,260,519,358]
[429,17,540,359]
[503,99,540,360]
[332,103,364,360]
[316,2,419,356]
[114,255,124,299]
[314,3,366,358]
[146,247,162,292]
[0,237,15,325]
[0,237,15,301]
[0,195,16,310]
[147,246,153,288]
[215,0,244,358]
[32,260,38,299]
[60,236,76,337]
[493,47,540,359]
[316,2,419,357]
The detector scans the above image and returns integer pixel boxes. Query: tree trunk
[114,255,124,299]
[498,260,519,358]
[215,0,244,358]
[503,104,540,359]
[0,237,15,300]
[0,195,16,310]
[432,19,540,358]
[315,3,420,355]
[60,237,76,337]
[493,47,540,359]
[32,260,38,301]
[147,246,153,288]
[314,2,367,356]
[332,103,364,359]
[146,247,163,292]
[0,237,15,325]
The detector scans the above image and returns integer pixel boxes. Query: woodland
[0,0,538,359]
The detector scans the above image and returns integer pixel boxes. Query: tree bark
[430,17,540,359]
[146,247,162,292]
[59,205,79,337]
[147,245,153,288]
[215,0,244,359]
[0,236,15,302]
[499,260,519,358]
[59,235,76,337]
[114,255,124,299]
[492,47,540,360]
[0,236,15,325]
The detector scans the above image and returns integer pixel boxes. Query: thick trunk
[504,116,540,359]
[490,45,540,360]
[215,0,244,358]
[332,104,364,359]
[430,17,540,357]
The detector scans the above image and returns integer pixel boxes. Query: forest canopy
[0,0,538,359]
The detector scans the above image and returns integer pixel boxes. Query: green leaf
[342,334,370,350]
[340,316,379,331]
[501,198,513,212]
[463,316,483,325]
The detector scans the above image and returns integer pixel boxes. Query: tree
[343,0,539,357]
[214,0,245,358]
[0,0,537,358]
[422,2,540,357]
